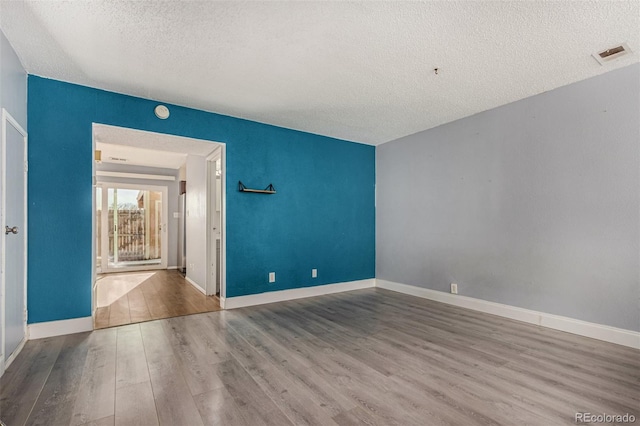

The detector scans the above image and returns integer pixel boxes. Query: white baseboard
[167,266,178,270]
[28,316,93,340]
[376,280,640,349]
[185,276,206,294]
[223,278,376,309]
[2,337,26,375]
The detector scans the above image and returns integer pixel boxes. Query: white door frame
[154,199,161,258]
[97,182,169,273]
[0,108,28,374]
[206,145,226,299]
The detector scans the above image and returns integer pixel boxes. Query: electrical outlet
[450,283,458,294]
[312,269,317,278]
[269,272,276,283]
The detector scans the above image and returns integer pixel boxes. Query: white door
[97,183,168,272]
[1,108,28,371]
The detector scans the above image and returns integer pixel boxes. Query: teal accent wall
[27,76,375,324]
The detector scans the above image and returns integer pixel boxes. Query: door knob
[5,226,18,235]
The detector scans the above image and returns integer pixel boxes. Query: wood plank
[0,337,64,426]
[24,333,92,426]
[108,294,131,327]
[127,286,152,323]
[70,328,118,426]
[332,406,386,426]
[140,280,173,320]
[146,356,206,426]
[94,306,111,329]
[140,321,206,426]
[78,415,115,426]
[193,387,251,426]
[159,317,226,395]
[114,381,158,426]
[115,324,150,389]
[214,358,294,426]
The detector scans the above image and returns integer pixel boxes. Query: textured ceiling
[2,1,639,145]
[94,124,218,168]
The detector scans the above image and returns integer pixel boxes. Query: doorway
[96,183,168,273]
[0,108,28,373]
[91,124,226,328]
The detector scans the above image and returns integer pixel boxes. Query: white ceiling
[2,1,639,145]
[95,142,187,169]
[94,124,218,169]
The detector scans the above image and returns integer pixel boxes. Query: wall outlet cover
[269,272,276,283]
[312,269,318,278]
[450,283,458,294]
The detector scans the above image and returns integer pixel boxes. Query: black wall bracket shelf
[238,181,276,194]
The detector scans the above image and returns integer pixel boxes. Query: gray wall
[377,63,639,331]
[96,162,181,268]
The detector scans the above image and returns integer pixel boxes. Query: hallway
[94,270,220,329]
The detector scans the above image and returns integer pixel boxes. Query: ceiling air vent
[593,43,632,65]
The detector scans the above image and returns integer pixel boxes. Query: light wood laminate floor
[2,288,638,425]
[94,270,221,329]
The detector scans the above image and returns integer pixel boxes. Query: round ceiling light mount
[154,105,170,119]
